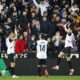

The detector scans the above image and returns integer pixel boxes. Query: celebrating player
[51,25,75,76]
[2,32,18,78]
[36,33,49,78]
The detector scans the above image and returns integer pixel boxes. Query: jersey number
[39,45,45,52]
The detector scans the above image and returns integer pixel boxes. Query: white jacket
[33,0,47,16]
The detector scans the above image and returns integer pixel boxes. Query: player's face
[10,32,14,38]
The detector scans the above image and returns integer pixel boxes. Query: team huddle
[1,25,74,78]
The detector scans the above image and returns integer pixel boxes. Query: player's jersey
[65,33,74,48]
[6,38,15,54]
[36,40,48,59]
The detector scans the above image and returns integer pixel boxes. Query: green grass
[0,76,80,80]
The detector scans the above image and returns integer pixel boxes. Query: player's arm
[64,24,71,33]
[33,0,40,8]
[12,33,17,41]
[6,38,10,48]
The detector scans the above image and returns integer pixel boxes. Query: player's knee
[66,57,70,61]
[58,52,64,58]
[11,62,15,67]
[43,65,46,68]
[11,64,14,67]
[43,65,47,69]
[13,63,15,67]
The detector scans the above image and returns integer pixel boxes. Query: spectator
[47,37,54,54]
[30,11,37,23]
[35,20,40,40]
[70,3,79,15]
[19,11,28,31]
[29,35,36,53]
[77,30,80,51]
[0,27,6,52]
[0,0,80,58]
[52,31,62,52]
[26,22,31,41]
[40,16,51,37]
[33,0,49,16]
[15,35,28,55]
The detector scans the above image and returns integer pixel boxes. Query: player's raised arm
[64,24,71,33]
[33,0,40,8]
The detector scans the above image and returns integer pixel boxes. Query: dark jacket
[40,20,51,36]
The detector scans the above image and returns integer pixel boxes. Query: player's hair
[7,30,12,37]
[40,33,45,39]
[69,27,73,30]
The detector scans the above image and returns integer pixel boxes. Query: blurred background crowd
[0,0,80,58]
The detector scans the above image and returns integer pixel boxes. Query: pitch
[0,76,80,80]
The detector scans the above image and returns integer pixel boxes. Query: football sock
[11,67,15,75]
[37,67,41,76]
[57,58,61,65]
[43,66,47,70]
[68,61,73,69]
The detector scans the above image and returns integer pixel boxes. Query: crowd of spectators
[0,0,80,58]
